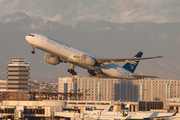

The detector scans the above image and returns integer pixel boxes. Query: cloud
[0,0,180,24]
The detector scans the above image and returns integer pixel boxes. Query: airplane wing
[129,74,158,78]
[95,56,163,65]
[144,110,177,119]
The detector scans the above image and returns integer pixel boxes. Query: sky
[0,0,180,24]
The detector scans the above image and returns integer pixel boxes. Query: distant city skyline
[0,0,180,24]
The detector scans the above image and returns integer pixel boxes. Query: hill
[0,11,180,81]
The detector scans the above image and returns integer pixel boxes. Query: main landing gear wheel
[88,69,96,76]
[68,69,77,75]
[31,51,35,54]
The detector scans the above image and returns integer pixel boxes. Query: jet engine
[44,53,61,65]
[80,54,95,66]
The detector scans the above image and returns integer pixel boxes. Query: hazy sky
[0,0,180,24]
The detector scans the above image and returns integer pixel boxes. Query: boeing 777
[25,33,162,79]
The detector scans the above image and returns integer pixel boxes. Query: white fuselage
[25,33,132,78]
[128,111,176,119]
[84,114,126,119]
[84,112,175,119]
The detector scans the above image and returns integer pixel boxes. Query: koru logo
[130,61,137,69]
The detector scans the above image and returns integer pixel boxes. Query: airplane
[25,33,162,79]
[128,110,177,120]
[84,103,130,119]
[84,103,177,120]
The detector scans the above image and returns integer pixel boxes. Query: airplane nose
[25,35,31,43]
[25,35,28,40]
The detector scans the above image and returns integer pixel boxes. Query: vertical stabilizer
[122,103,129,116]
[108,102,114,111]
[123,51,143,73]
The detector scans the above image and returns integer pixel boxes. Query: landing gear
[31,50,35,54]
[31,45,36,54]
[88,69,96,76]
[67,69,77,75]
[67,64,77,75]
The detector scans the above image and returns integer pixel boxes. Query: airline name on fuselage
[46,36,70,48]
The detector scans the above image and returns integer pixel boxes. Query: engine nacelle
[44,53,60,65]
[80,54,95,66]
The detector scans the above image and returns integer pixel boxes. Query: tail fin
[122,103,129,116]
[108,102,114,111]
[122,103,130,110]
[123,51,143,73]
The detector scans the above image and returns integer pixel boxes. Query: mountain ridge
[0,12,180,81]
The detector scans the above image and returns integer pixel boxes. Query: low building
[0,99,180,120]
[0,100,67,120]
[0,90,29,101]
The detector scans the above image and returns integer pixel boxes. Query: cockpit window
[29,34,35,37]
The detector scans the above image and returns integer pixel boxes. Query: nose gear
[31,45,36,54]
